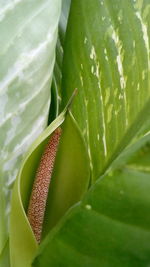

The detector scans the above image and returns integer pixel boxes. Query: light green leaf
[61,0,150,180]
[10,111,66,267]
[33,147,150,267]
[43,112,90,235]
[0,0,61,258]
[10,107,90,267]
[0,240,10,267]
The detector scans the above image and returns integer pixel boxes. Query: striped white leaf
[0,0,61,258]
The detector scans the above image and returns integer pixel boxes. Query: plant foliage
[0,0,150,266]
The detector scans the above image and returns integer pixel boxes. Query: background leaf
[61,0,150,181]
[49,0,71,122]
[0,0,61,259]
[33,142,150,267]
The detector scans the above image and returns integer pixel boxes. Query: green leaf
[10,106,90,267]
[43,112,90,235]
[0,0,61,258]
[61,0,150,180]
[0,240,10,267]
[49,0,71,122]
[10,110,66,267]
[33,149,150,267]
[127,140,150,173]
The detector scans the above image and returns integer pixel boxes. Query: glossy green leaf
[33,147,150,267]
[61,0,150,180]
[0,0,61,258]
[10,106,90,267]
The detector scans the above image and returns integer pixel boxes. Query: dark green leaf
[33,153,150,267]
[49,0,71,122]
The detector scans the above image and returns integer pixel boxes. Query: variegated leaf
[0,0,61,258]
[61,0,150,181]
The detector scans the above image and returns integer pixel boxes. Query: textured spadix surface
[0,0,61,260]
[27,128,62,243]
